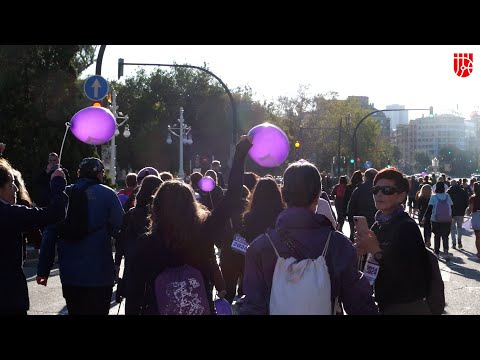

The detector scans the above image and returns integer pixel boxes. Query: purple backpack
[154,264,211,315]
[435,197,452,223]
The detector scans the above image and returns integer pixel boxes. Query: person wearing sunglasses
[355,167,431,315]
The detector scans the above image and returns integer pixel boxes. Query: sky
[82,45,480,121]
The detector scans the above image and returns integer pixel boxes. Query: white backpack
[266,231,333,315]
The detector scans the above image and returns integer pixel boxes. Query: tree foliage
[1,47,397,192]
[0,45,97,200]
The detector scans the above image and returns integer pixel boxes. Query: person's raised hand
[235,135,253,156]
[51,168,65,180]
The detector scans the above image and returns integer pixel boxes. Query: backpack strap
[269,230,333,260]
[265,233,280,258]
[321,231,333,258]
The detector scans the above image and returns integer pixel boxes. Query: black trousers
[62,285,113,315]
[431,221,451,254]
[220,249,245,304]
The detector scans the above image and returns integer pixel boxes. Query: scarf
[374,204,405,225]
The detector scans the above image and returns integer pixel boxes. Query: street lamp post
[166,107,193,180]
[107,89,130,183]
[432,157,439,174]
[337,114,351,178]
[352,108,431,170]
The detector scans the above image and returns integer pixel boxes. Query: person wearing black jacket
[355,167,431,315]
[348,168,378,229]
[114,175,162,314]
[0,158,68,315]
[126,136,252,315]
[447,179,469,249]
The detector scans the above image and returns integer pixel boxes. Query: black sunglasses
[372,185,400,195]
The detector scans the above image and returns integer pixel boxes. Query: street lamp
[432,157,439,173]
[352,107,432,170]
[166,107,193,180]
[107,89,130,183]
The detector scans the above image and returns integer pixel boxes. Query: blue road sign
[84,75,109,101]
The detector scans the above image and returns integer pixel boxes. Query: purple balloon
[247,123,289,168]
[70,106,116,145]
[198,176,215,192]
[214,298,232,315]
[421,172,427,177]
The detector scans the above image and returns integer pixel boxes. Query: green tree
[414,151,431,173]
[0,45,98,200]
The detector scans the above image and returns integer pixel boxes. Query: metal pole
[95,45,107,75]
[178,107,185,179]
[337,117,342,178]
[111,90,118,183]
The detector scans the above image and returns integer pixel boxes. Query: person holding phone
[355,167,431,315]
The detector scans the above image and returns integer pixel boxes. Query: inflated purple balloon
[421,172,427,177]
[214,298,232,315]
[198,176,215,192]
[247,123,289,168]
[70,106,116,145]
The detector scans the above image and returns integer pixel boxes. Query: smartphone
[353,216,369,233]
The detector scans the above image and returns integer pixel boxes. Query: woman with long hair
[0,158,67,314]
[243,177,285,244]
[127,136,252,315]
[115,175,163,314]
[13,169,43,257]
[344,170,363,242]
[417,184,432,247]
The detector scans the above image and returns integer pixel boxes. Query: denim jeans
[450,216,464,244]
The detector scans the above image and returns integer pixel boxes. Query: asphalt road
[23,209,480,315]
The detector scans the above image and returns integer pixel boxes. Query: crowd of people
[3,137,480,315]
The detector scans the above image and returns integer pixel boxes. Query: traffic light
[386,159,391,168]
[356,157,361,163]
[106,93,112,105]
[349,158,355,164]
[118,58,124,79]
[294,141,300,148]
[92,102,102,107]
[429,106,434,117]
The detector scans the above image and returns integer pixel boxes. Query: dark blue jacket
[0,176,67,312]
[37,178,124,287]
[240,207,379,315]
